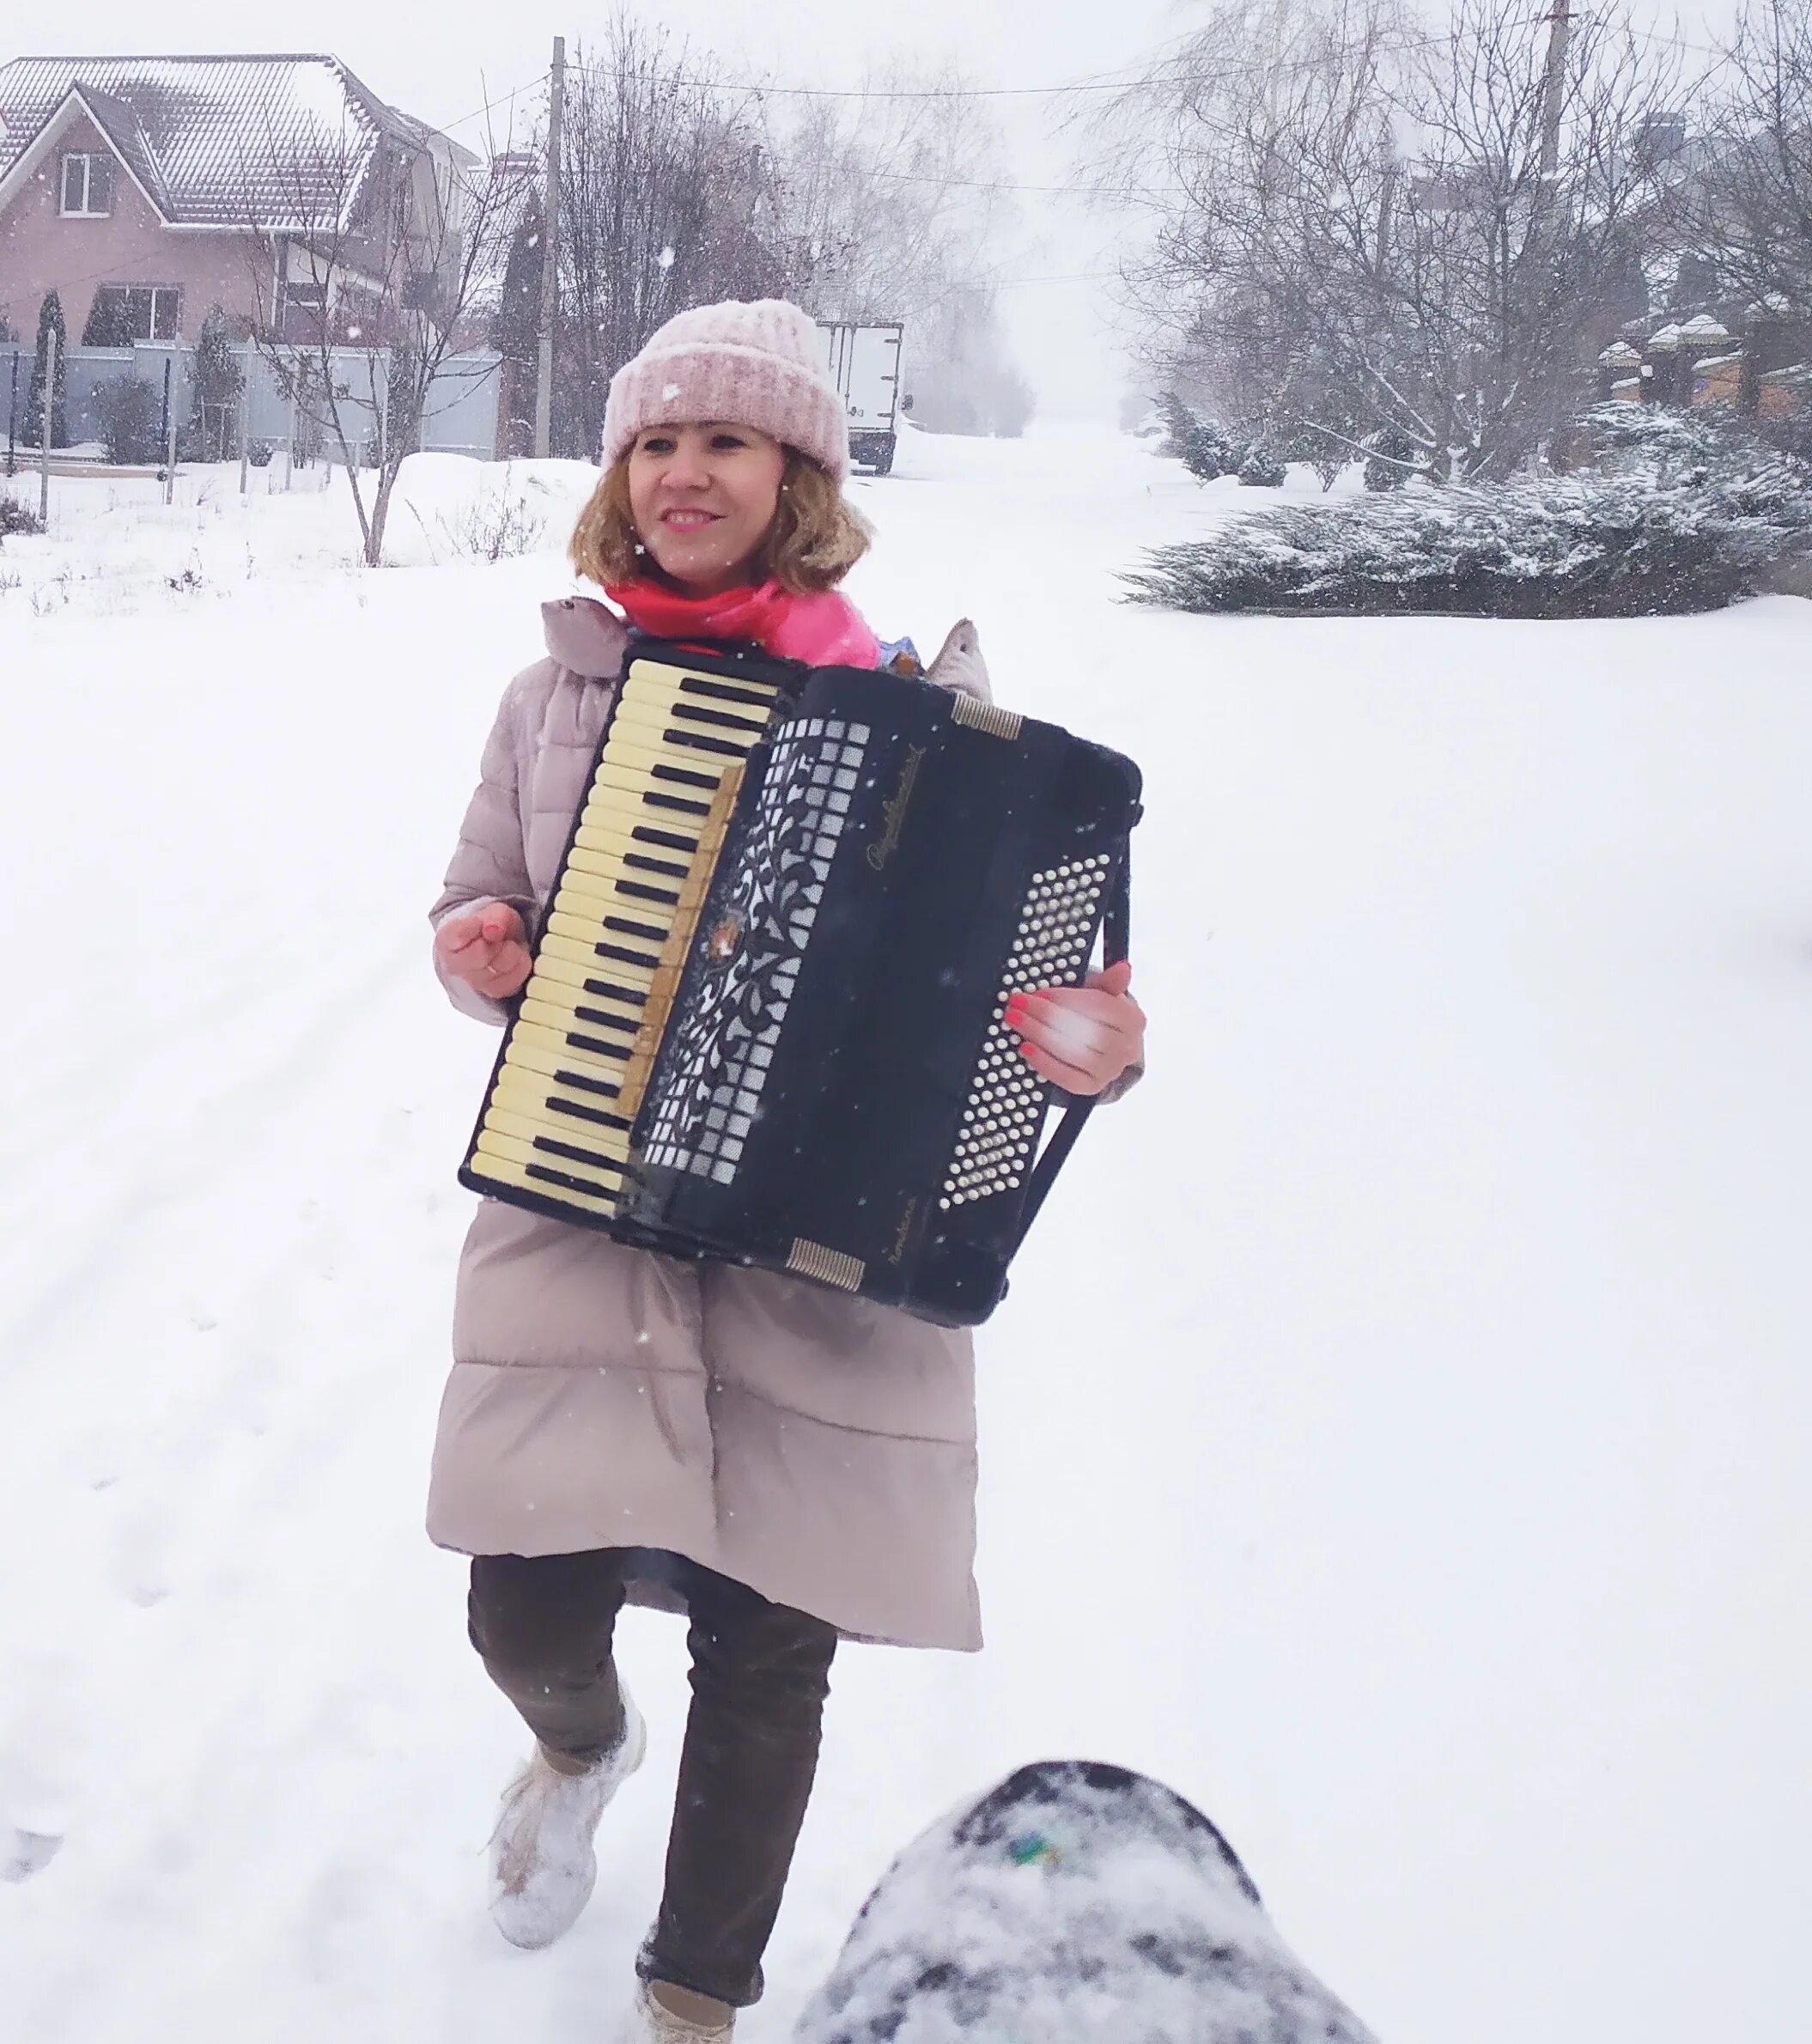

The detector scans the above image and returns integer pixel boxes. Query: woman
[427,299,1146,2042]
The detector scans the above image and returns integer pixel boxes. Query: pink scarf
[603,576,882,669]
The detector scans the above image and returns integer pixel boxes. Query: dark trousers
[468,1548,837,2008]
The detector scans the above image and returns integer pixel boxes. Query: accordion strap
[1011,846,1133,1249]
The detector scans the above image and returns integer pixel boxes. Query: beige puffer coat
[427,597,1124,1651]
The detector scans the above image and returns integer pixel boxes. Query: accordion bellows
[459,636,1141,1326]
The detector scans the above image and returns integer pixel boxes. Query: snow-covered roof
[1676,313,1731,344]
[1598,342,1642,366]
[1693,352,1742,372]
[0,54,438,227]
[1646,323,1684,349]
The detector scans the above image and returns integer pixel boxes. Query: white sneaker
[623,1980,735,2043]
[487,1688,647,1950]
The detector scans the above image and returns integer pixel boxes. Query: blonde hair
[569,446,872,593]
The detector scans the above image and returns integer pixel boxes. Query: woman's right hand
[435,905,532,1001]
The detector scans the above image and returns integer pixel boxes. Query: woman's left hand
[1005,959,1145,1098]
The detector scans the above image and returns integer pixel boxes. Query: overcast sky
[12,0,1746,419]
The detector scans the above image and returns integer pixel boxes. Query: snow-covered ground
[1,423,1808,2044]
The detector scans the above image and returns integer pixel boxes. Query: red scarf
[604,576,882,669]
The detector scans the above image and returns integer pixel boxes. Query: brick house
[0,53,476,350]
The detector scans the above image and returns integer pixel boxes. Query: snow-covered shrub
[441,489,549,562]
[1756,405,1812,471]
[0,495,44,541]
[1268,417,1349,490]
[1298,441,1347,491]
[1157,392,1237,482]
[1363,423,1421,491]
[1237,444,1287,487]
[95,376,163,465]
[1578,399,1729,463]
[1125,417,1812,617]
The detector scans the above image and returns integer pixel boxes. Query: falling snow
[0,423,1805,2044]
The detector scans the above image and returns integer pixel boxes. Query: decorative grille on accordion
[941,853,1115,1209]
[641,715,872,1186]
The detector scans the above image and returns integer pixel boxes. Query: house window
[60,153,114,216]
[86,285,181,344]
[280,278,327,332]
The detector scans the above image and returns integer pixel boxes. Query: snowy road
[2,428,1809,2043]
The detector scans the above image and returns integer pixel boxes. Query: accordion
[459,635,1142,1326]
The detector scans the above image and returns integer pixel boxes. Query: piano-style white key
[540,920,660,985]
[466,1147,623,1218]
[489,1067,633,1144]
[562,843,684,902]
[515,1005,635,1070]
[524,967,647,1033]
[500,1031,627,1097]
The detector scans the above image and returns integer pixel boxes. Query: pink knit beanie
[602,299,849,481]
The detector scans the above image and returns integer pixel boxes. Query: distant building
[0,53,474,346]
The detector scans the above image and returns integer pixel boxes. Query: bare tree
[1690,0,1812,314]
[763,64,1008,317]
[239,105,525,563]
[761,60,1030,432]
[1089,0,1685,478]
[552,13,785,458]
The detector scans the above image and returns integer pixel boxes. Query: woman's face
[627,421,787,594]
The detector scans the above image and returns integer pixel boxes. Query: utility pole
[534,35,565,460]
[1539,0,1571,179]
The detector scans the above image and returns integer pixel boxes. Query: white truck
[815,321,905,475]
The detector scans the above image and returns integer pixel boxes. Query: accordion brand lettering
[886,1197,919,1267]
[867,745,927,871]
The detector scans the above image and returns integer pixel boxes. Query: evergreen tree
[1362,423,1420,493]
[186,304,246,461]
[1237,442,1287,487]
[491,194,544,457]
[1157,392,1237,482]
[22,292,69,450]
[2,314,17,476]
[81,292,134,346]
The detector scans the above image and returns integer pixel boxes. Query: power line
[435,70,550,139]
[567,64,1145,101]
[862,165,1184,199]
[990,269,1123,288]
[563,37,1459,102]
[559,16,1740,110]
